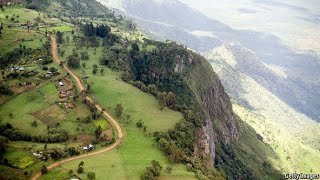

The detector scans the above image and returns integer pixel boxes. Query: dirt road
[31,36,123,180]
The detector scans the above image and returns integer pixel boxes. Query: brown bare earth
[31,36,123,180]
[33,104,65,127]
[100,129,113,140]
[74,134,96,144]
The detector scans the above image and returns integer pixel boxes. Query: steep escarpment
[121,39,283,179]
[121,40,263,178]
[175,50,240,159]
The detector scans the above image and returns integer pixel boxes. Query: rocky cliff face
[175,51,239,161]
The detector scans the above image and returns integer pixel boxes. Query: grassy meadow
[41,39,195,179]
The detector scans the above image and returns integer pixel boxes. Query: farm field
[1,3,194,180]
[42,42,195,179]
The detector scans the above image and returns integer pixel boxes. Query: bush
[114,104,123,118]
[41,165,48,174]
[67,54,80,68]
[0,84,13,95]
[31,120,37,127]
[136,120,143,128]
[141,160,162,180]
[49,67,57,73]
[77,166,84,174]
[87,172,96,180]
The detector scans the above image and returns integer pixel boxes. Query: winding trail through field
[31,36,123,180]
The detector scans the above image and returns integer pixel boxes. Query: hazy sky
[179,0,320,53]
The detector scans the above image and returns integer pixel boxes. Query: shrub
[136,120,143,128]
[41,165,48,174]
[87,172,96,180]
[77,166,84,173]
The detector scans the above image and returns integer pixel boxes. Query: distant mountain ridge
[99,0,320,122]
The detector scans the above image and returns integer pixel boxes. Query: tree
[5,15,8,20]
[92,64,98,75]
[56,31,63,44]
[81,62,86,69]
[166,166,173,173]
[80,52,89,60]
[92,68,97,75]
[141,171,154,180]
[141,160,163,179]
[77,166,84,173]
[95,126,102,139]
[31,120,37,127]
[166,92,176,108]
[68,169,73,175]
[78,161,84,167]
[41,165,48,174]
[132,42,140,52]
[136,120,143,128]
[86,84,91,92]
[67,55,80,68]
[87,172,96,180]
[100,68,104,76]
[114,104,123,118]
[158,92,167,110]
[49,67,57,73]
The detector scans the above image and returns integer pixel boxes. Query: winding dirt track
[31,36,123,180]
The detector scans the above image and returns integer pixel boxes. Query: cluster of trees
[56,31,63,44]
[25,0,50,10]
[114,104,123,118]
[0,39,51,70]
[141,160,163,180]
[215,143,254,179]
[81,23,111,38]
[154,121,196,163]
[0,83,13,95]
[74,36,99,47]
[78,161,84,173]
[41,165,48,175]
[56,0,116,19]
[0,123,68,143]
[67,54,80,68]
[0,45,33,69]
[80,51,89,61]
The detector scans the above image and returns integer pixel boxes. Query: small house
[59,82,64,86]
[59,91,67,98]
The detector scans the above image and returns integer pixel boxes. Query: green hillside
[0,1,288,180]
